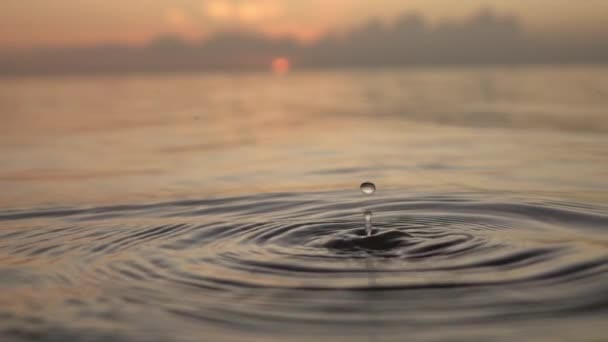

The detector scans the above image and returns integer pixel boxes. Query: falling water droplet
[364,210,373,236]
[360,182,376,195]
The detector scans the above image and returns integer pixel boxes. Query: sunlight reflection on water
[0,67,607,341]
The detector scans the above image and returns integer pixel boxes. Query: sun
[271,57,290,75]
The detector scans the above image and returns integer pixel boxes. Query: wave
[1,191,607,341]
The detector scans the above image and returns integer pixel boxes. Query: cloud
[1,8,607,76]
[205,1,233,19]
[204,0,283,23]
[166,8,189,27]
[164,7,205,41]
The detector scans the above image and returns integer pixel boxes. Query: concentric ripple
[1,191,608,341]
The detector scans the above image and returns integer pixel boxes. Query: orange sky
[1,0,607,49]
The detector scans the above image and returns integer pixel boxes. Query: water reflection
[0,67,607,341]
[1,68,608,207]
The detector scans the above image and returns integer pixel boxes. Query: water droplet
[364,210,373,236]
[360,182,376,195]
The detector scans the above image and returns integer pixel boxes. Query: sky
[2,0,608,50]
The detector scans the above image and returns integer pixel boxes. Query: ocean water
[0,66,607,341]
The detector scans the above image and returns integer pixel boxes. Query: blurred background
[1,1,607,206]
[2,2,608,342]
[2,1,608,73]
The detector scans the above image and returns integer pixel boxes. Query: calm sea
[1,66,607,341]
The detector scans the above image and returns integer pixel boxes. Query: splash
[360,182,376,236]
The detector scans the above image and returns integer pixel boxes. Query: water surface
[1,66,607,341]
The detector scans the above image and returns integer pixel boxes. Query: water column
[360,182,376,236]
